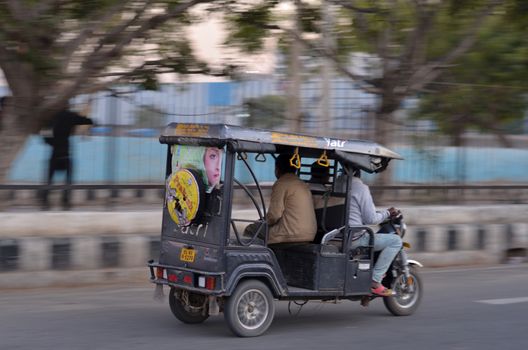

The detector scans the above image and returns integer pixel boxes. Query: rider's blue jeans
[350,233,403,283]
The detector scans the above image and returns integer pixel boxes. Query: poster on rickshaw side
[166,145,224,226]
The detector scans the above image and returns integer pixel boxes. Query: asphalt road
[1,264,527,350]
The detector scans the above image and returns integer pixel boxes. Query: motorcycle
[372,213,423,315]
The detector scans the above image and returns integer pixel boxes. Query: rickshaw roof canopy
[160,123,402,173]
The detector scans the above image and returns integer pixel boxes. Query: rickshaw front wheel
[224,280,275,337]
[169,288,209,324]
[383,267,423,316]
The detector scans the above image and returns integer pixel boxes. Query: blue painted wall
[9,136,165,183]
[8,136,528,184]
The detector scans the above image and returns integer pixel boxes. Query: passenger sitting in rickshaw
[347,167,402,296]
[245,154,317,244]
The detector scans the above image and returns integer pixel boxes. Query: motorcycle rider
[347,167,402,297]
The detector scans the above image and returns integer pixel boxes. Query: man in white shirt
[347,167,402,297]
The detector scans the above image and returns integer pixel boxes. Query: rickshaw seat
[270,242,342,290]
[313,204,346,243]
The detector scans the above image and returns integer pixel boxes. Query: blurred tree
[0,0,520,186]
[413,7,528,147]
[223,0,506,185]
[242,95,286,129]
[0,0,220,183]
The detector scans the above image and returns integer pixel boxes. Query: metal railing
[1,183,527,210]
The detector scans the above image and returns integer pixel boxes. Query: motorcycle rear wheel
[384,267,422,316]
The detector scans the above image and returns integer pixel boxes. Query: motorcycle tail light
[155,267,165,279]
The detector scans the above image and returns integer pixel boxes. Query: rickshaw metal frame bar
[231,218,260,223]
[229,218,265,247]
[240,221,266,246]
[165,145,172,176]
[150,279,226,296]
[148,262,227,295]
[233,177,264,219]
[229,220,243,245]
[148,261,225,277]
[231,175,266,246]
[230,217,267,246]
[222,149,237,248]
[238,154,267,219]
[161,145,172,209]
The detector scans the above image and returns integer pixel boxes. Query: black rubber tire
[224,280,275,337]
[383,267,423,316]
[168,288,209,324]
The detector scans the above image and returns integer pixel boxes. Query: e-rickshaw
[148,123,423,337]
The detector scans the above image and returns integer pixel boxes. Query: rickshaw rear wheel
[224,280,275,337]
[383,267,423,316]
[169,288,209,324]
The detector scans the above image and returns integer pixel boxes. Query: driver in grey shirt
[348,168,401,297]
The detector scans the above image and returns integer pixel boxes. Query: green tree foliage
[223,1,278,53]
[223,1,507,146]
[0,0,524,185]
[222,0,518,188]
[0,0,218,182]
[0,0,214,125]
[413,9,528,145]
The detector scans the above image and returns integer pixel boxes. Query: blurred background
[0,2,528,347]
[1,0,527,209]
[0,0,527,275]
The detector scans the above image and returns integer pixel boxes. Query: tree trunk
[0,128,28,183]
[288,0,303,133]
[372,113,394,204]
[0,61,51,186]
[371,90,401,204]
[0,103,31,210]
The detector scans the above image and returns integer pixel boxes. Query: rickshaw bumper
[148,260,226,296]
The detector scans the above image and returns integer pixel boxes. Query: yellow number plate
[180,248,196,263]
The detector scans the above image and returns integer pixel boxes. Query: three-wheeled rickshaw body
[148,123,422,337]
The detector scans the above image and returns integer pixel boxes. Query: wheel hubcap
[236,289,268,330]
[394,275,419,308]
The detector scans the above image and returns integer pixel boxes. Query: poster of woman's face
[203,147,222,188]
[171,145,224,192]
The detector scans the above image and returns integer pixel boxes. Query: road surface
[1,264,527,350]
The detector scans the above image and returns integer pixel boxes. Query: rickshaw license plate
[180,248,196,262]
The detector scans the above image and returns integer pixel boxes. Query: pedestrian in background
[41,103,93,210]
